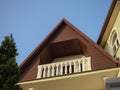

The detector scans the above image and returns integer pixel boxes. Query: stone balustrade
[37,57,91,79]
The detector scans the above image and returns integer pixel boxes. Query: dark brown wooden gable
[52,23,80,42]
[19,18,117,82]
[39,22,89,64]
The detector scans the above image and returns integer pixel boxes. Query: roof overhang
[49,39,86,58]
[18,67,120,90]
[40,39,87,64]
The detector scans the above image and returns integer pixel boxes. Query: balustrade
[37,57,91,79]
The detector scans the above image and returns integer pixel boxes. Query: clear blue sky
[0,0,112,65]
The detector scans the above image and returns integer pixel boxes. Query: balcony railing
[37,57,91,79]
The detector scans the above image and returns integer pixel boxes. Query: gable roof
[20,18,116,69]
[19,18,91,70]
[19,18,118,82]
[97,0,117,45]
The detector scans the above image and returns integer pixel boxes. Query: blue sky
[0,0,112,65]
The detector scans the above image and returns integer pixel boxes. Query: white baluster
[43,66,46,78]
[76,61,79,72]
[51,65,55,77]
[82,58,85,71]
[69,61,72,74]
[56,64,59,76]
[86,57,91,71]
[37,66,42,78]
[47,65,50,77]
[65,62,67,74]
[78,60,81,72]
[82,58,88,71]
[74,61,77,73]
[49,66,52,77]
[60,63,63,75]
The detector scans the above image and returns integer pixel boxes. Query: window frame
[109,28,120,56]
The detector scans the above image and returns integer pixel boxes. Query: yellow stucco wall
[113,11,120,38]
[113,10,120,57]
[105,10,120,58]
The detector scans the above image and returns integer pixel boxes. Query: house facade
[18,0,120,90]
[98,0,120,90]
[98,0,120,60]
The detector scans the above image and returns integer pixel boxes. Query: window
[112,32,117,46]
[110,28,120,56]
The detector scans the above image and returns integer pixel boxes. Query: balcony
[37,57,91,79]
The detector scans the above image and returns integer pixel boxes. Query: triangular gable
[19,18,117,82]
[19,18,91,70]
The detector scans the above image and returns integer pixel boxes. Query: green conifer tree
[0,34,22,90]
